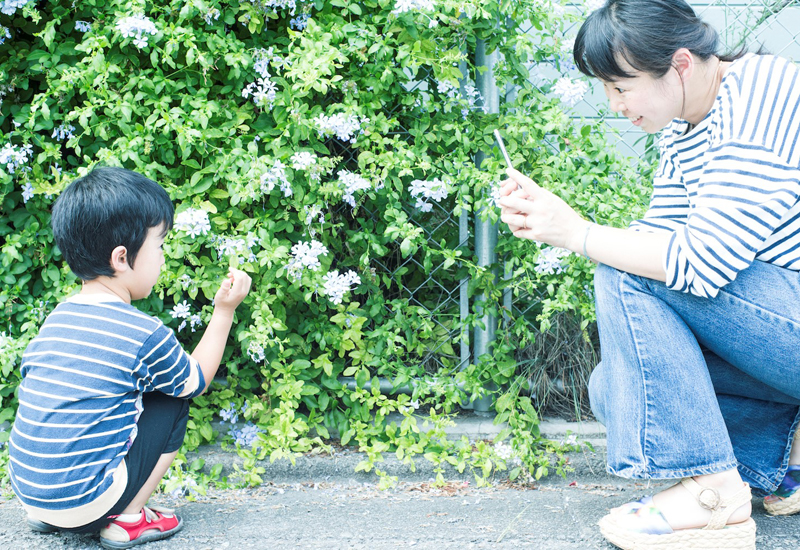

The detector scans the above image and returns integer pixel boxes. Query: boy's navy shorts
[64,392,190,533]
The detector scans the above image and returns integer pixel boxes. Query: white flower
[174,208,211,238]
[534,246,572,275]
[393,0,436,14]
[211,233,259,262]
[291,151,317,170]
[116,14,157,49]
[170,301,191,319]
[409,177,449,211]
[313,112,369,144]
[248,342,266,363]
[0,25,10,45]
[290,13,310,31]
[285,240,328,280]
[75,20,91,32]
[0,0,32,17]
[0,143,33,174]
[242,77,278,109]
[260,160,292,197]
[321,270,361,304]
[552,77,588,107]
[337,170,372,207]
[303,204,324,226]
[203,8,220,25]
[52,124,75,141]
[21,181,34,203]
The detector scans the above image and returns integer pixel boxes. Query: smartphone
[493,129,513,169]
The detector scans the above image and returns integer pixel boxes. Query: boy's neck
[81,278,133,304]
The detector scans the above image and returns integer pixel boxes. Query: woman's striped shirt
[8,294,205,527]
[630,54,800,298]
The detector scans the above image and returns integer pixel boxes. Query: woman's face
[601,70,683,133]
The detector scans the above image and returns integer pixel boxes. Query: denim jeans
[589,261,800,496]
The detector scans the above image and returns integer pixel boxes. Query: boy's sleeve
[134,323,206,399]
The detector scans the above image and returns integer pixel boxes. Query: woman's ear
[671,48,695,81]
[109,245,130,273]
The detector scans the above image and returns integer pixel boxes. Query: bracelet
[582,223,593,260]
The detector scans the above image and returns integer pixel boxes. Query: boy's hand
[214,268,252,313]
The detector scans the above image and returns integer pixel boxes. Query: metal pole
[472,38,500,413]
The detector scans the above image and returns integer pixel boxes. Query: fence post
[472,38,500,413]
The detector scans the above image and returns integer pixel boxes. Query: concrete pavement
[0,416,797,549]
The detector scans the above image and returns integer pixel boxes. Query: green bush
[0,0,649,488]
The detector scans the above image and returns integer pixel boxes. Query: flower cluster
[303,204,324,227]
[242,78,278,109]
[290,13,310,31]
[0,0,31,16]
[170,300,203,332]
[253,47,286,77]
[393,0,436,14]
[0,25,10,45]
[174,208,211,238]
[534,246,572,275]
[398,399,420,415]
[230,423,263,447]
[321,270,361,304]
[211,233,259,262]
[178,273,197,292]
[51,124,75,141]
[167,475,202,500]
[219,402,248,424]
[290,151,316,170]
[409,177,448,212]
[336,170,371,207]
[203,8,220,25]
[0,142,33,175]
[247,341,266,363]
[313,112,368,144]
[21,182,34,203]
[260,160,292,197]
[552,77,588,107]
[116,14,158,49]
[285,240,328,280]
[75,20,91,32]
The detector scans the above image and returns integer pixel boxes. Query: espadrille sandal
[764,465,800,516]
[598,478,756,550]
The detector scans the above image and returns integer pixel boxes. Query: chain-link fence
[337,1,800,413]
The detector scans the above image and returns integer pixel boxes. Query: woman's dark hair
[574,0,745,81]
[51,167,174,281]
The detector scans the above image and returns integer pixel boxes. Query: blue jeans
[589,261,800,497]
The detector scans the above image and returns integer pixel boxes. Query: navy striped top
[630,54,800,297]
[9,294,204,522]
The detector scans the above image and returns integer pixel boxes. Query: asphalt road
[1,446,798,549]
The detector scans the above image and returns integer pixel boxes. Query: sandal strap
[680,478,751,530]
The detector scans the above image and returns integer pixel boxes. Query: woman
[498,0,800,548]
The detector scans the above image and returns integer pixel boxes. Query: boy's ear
[109,245,130,273]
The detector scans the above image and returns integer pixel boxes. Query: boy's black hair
[51,167,174,281]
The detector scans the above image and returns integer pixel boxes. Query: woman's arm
[498,168,670,281]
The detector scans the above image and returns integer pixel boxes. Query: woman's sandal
[764,465,800,516]
[598,477,756,550]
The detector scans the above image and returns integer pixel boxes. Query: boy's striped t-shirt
[631,54,800,298]
[8,294,205,527]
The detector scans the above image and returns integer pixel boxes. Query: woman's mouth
[629,116,642,126]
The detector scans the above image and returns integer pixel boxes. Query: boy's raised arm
[190,267,252,392]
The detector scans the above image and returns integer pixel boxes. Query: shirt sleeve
[663,56,800,298]
[134,323,206,399]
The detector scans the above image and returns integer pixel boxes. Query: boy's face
[128,224,167,301]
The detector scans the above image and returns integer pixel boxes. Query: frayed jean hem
[606,460,740,482]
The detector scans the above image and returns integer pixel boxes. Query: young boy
[8,167,251,548]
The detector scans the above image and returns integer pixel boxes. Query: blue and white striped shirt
[631,54,800,297]
[9,294,204,526]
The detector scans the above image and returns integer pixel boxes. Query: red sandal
[99,505,183,549]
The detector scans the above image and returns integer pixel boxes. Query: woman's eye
[615,87,625,94]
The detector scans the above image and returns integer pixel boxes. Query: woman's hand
[498,168,589,252]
